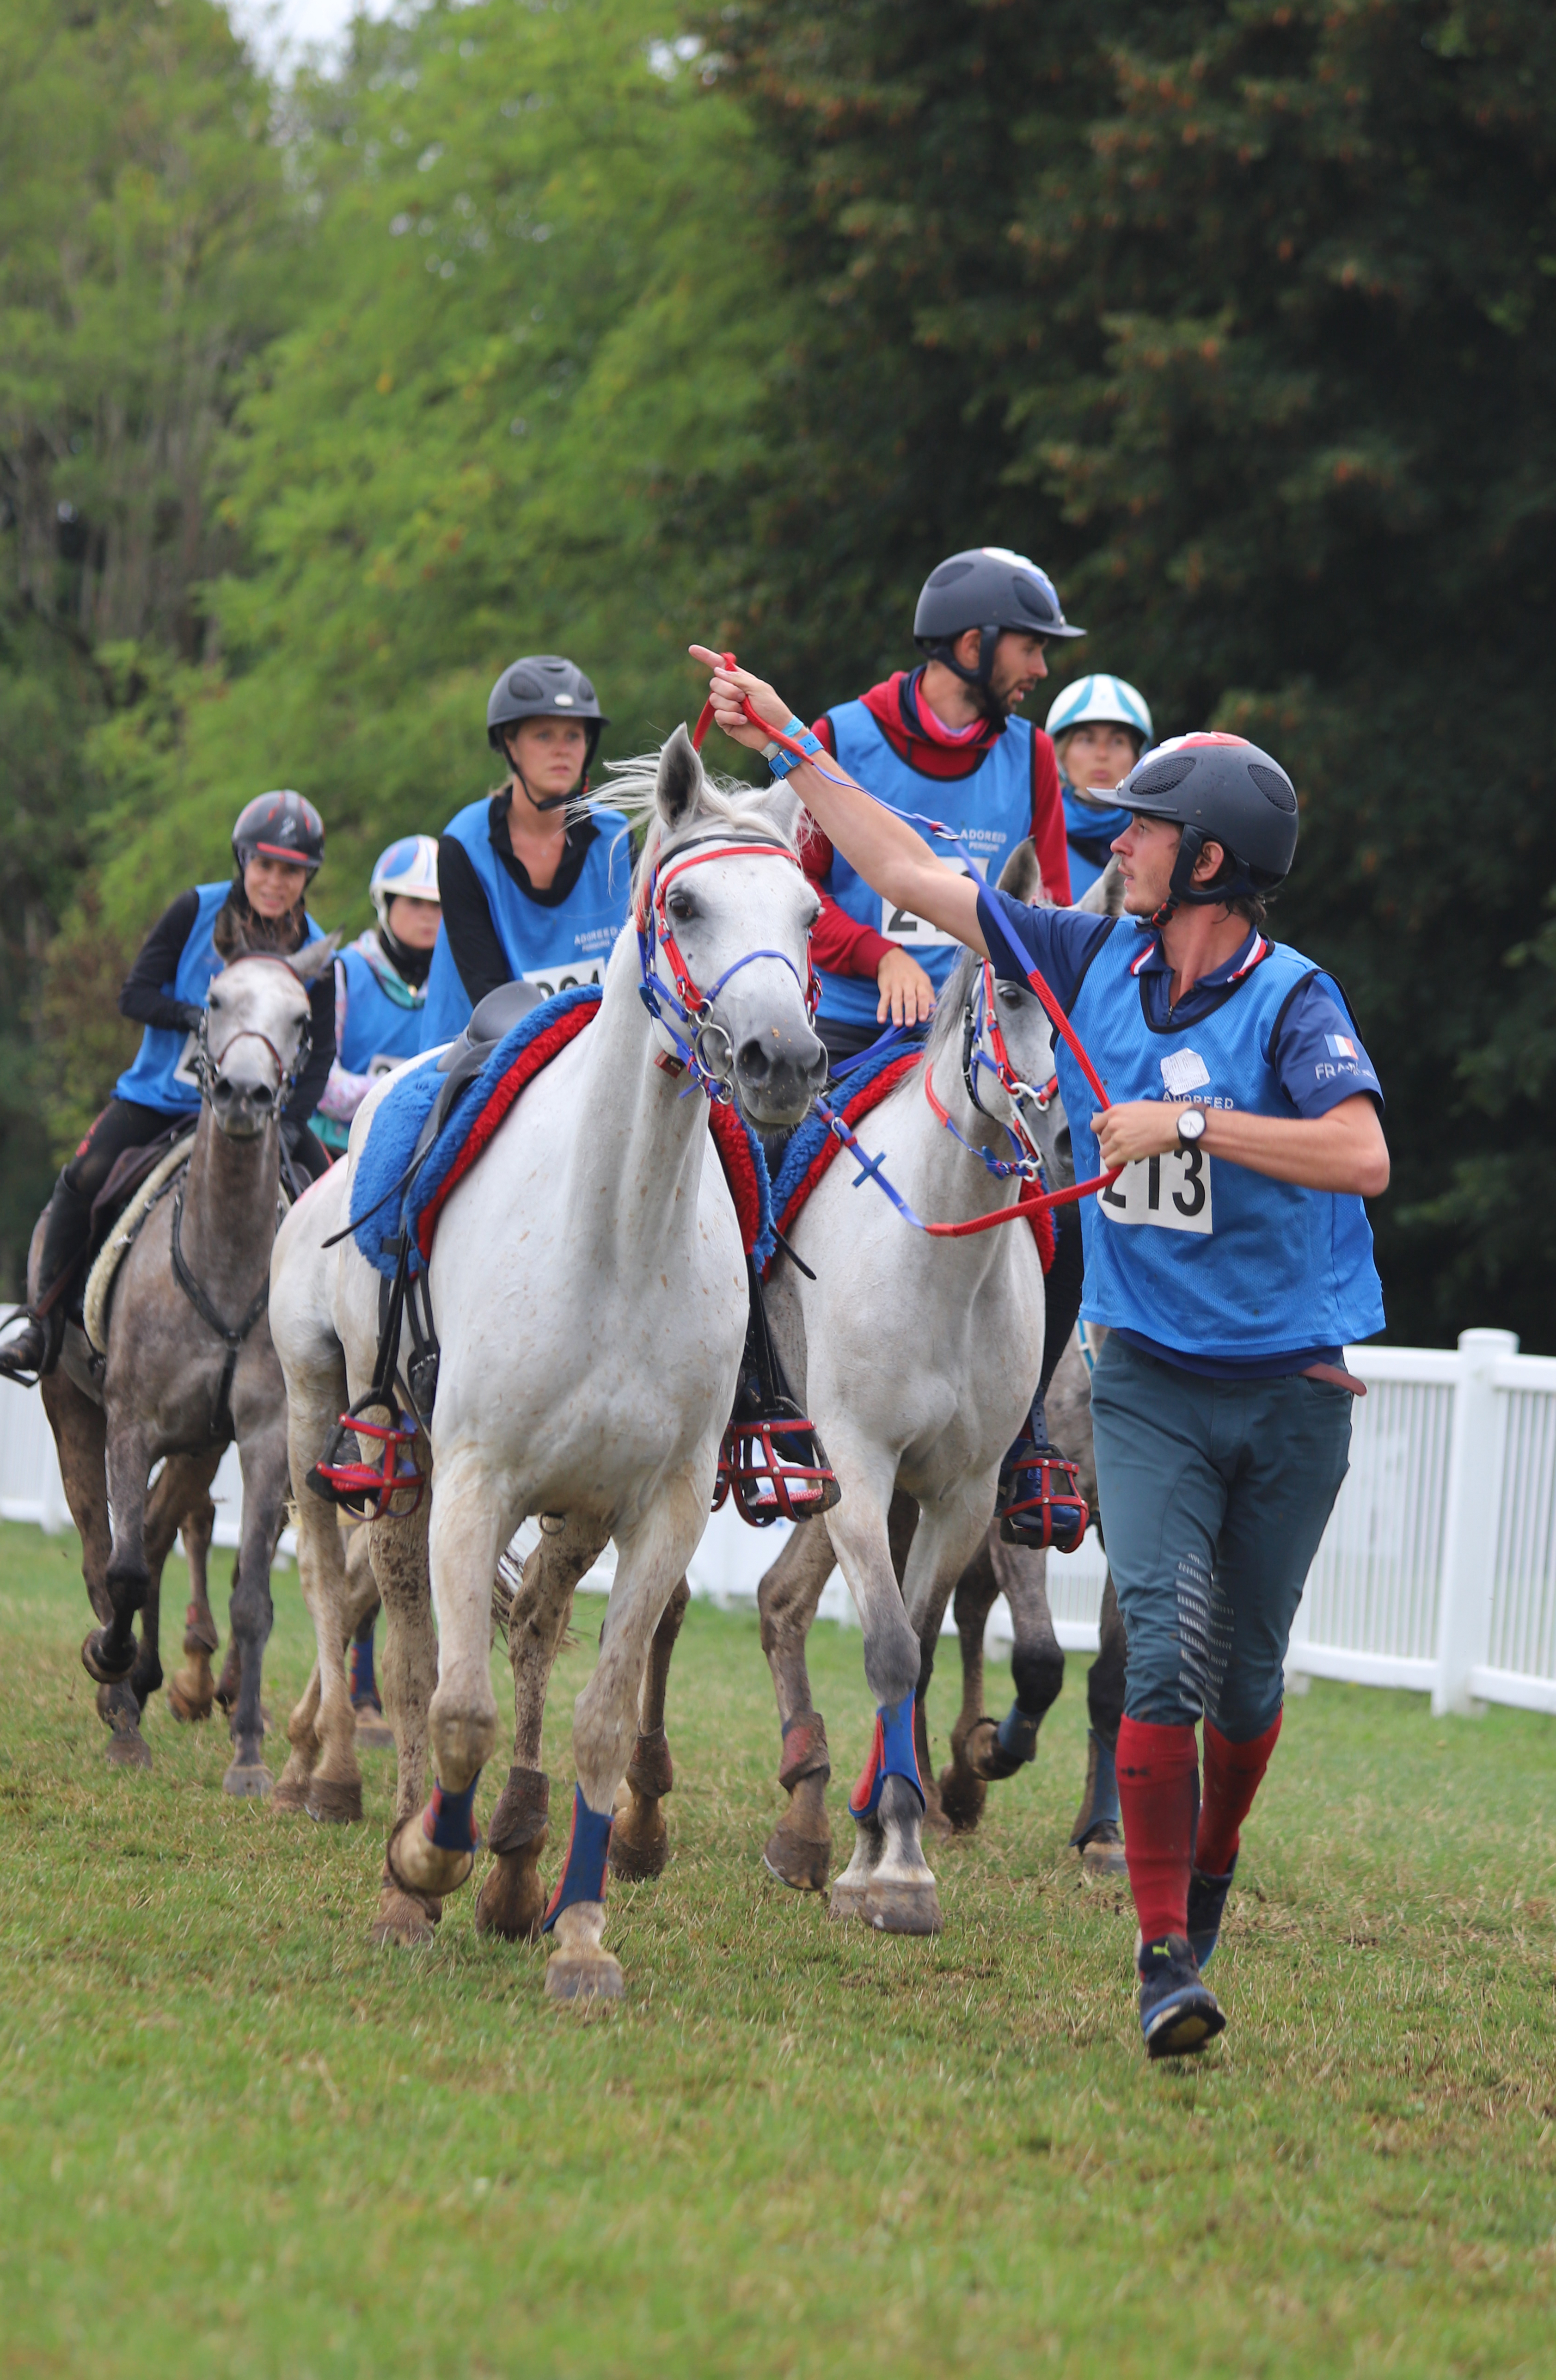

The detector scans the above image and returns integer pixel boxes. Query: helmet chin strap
[926,626,1006,726]
[1149,824,1263,930]
[509,756,587,818]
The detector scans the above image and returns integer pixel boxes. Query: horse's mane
[602,748,804,906]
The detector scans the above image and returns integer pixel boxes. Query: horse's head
[203,938,334,1138]
[624,726,827,1129]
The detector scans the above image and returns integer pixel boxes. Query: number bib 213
[1097,1146,1212,1235]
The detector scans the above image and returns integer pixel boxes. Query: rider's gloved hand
[175,1002,204,1034]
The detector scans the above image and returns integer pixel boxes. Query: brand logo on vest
[1160,1048,1211,1098]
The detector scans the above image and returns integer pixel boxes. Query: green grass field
[2,1519,1555,2378]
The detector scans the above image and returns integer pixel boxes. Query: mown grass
[1,1519,1555,2378]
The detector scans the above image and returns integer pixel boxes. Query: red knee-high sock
[1195,1712,1282,1878]
[1116,1716,1199,1944]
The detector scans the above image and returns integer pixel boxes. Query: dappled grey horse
[40,939,331,1790]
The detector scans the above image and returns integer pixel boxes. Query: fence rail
[5,1328,1555,1718]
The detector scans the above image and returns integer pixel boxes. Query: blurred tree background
[3,0,1553,1347]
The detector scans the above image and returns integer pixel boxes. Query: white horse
[269,729,826,1997]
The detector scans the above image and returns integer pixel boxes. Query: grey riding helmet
[1119,732,1299,911]
[485,654,609,782]
[913,546,1085,692]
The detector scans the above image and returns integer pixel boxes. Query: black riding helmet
[1119,732,1298,921]
[913,546,1085,701]
[486,654,608,810]
[232,789,325,878]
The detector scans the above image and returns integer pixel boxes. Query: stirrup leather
[714,1258,840,1529]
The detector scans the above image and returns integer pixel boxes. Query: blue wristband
[767,721,822,781]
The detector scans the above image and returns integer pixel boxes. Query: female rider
[312,834,441,1156]
[420,655,630,1048]
[0,791,335,1383]
[1044,674,1155,900]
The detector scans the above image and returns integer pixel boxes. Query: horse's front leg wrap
[541,1785,614,1933]
[424,1774,481,1852]
[849,1692,925,1819]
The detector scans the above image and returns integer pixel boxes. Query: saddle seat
[79,1128,198,1357]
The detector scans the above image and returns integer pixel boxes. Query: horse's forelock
[603,750,803,907]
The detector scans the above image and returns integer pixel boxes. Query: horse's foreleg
[273,1350,357,1818]
[757,1520,837,1893]
[826,1458,943,1935]
[1070,1564,1128,1878]
[477,1519,600,1943]
[931,1528,1002,1835]
[41,1371,112,1628]
[139,1450,222,1728]
[609,1573,690,1882]
[343,1525,392,1749]
[223,1415,287,1799]
[83,1413,152,1687]
[386,1445,501,1906]
[545,1480,709,2004]
[365,1455,440,1947]
[166,1477,221,1723]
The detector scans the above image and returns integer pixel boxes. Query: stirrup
[0,1308,55,1388]
[309,1392,426,1521]
[714,1398,841,1528]
[997,1420,1089,1553]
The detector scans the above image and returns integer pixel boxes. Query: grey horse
[38,940,331,1790]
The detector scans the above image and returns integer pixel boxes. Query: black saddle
[409,979,546,1178]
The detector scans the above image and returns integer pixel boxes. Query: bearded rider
[1045,674,1156,901]
[696,649,1389,2063]
[419,655,630,1049]
[0,792,336,1384]
[312,835,441,1156]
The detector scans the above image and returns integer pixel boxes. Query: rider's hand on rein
[689,647,793,753]
[1093,1100,1185,1168]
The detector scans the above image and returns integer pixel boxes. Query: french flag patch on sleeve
[1325,1033,1358,1060]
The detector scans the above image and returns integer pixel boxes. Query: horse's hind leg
[476,1518,602,1943]
[222,1402,288,1799]
[167,1481,221,1722]
[1070,1566,1128,1879]
[938,1529,1067,1835]
[932,1530,1001,1835]
[610,1573,690,1882]
[758,1519,838,1892]
[368,1462,442,1947]
[41,1370,147,1770]
[344,1525,392,1750]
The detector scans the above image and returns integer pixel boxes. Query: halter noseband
[192,953,312,1112]
[925,962,1054,1184]
[636,832,821,1104]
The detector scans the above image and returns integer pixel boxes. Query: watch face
[1177,1106,1206,1142]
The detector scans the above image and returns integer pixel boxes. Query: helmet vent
[1249,763,1297,812]
[1132,755,1195,798]
[926,559,976,588]
[507,669,542,700]
[1015,578,1057,621]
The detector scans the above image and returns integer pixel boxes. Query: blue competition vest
[419,798,632,1049]
[1062,785,1134,901]
[314,935,426,1154]
[1062,923,1385,1359]
[820,704,1035,1029]
[114,883,324,1116]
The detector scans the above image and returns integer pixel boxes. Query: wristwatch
[1176,1104,1207,1149]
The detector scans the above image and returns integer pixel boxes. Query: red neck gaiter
[858,670,1004,783]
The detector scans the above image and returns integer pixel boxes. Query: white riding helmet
[1045,673,1154,746]
[370,833,441,929]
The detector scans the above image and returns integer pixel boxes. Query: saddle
[79,1129,198,1359]
[410,979,545,1179]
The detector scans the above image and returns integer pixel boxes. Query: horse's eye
[667,892,695,923]
[997,984,1023,1009]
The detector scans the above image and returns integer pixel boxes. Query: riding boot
[0,1172,93,1382]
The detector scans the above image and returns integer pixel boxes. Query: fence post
[1432,1327,1516,1716]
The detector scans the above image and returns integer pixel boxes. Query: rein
[169,1180,273,1444]
[635,830,821,1104]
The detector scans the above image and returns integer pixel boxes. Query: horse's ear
[996,837,1048,906]
[288,932,342,984]
[655,723,703,830]
[1078,859,1126,917]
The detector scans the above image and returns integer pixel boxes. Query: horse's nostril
[736,1038,773,1083]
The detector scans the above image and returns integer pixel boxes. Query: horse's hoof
[935,1760,988,1835]
[353,1707,395,1752]
[964,1715,1027,1783]
[387,1818,474,1900]
[1079,1829,1129,1881]
[80,1629,135,1686]
[306,1776,364,1824]
[269,1778,308,1814]
[544,1949,625,2004]
[864,1876,942,1935]
[607,1785,669,1882]
[827,1876,868,1924]
[222,1760,274,1799]
[371,1883,442,1949]
[474,1847,547,1942]
[762,1821,832,1894]
[104,1722,152,1771]
[166,1674,214,1724]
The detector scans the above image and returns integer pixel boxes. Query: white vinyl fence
[4,1327,1554,1720]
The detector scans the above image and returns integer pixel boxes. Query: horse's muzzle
[733,1025,828,1128]
[210,1073,277,1138]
